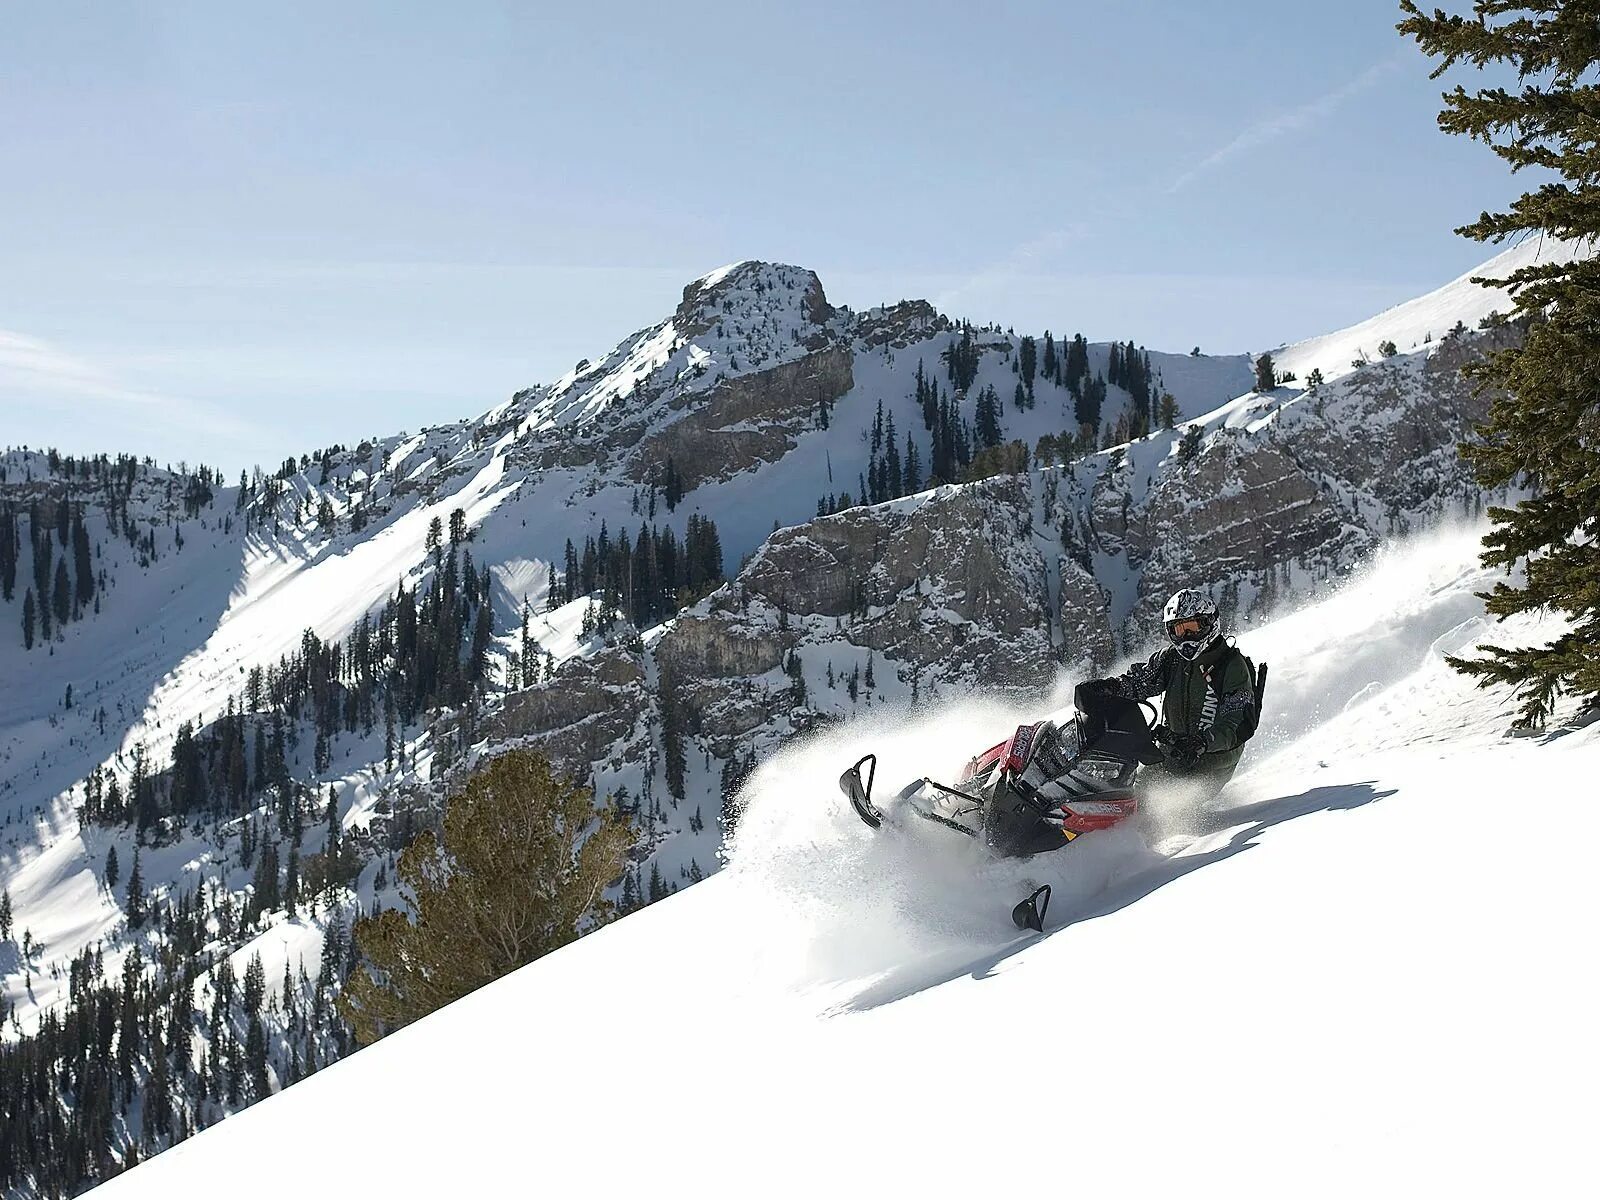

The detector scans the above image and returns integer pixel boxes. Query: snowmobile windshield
[1030,721,1074,777]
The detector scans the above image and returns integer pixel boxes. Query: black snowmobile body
[839,689,1168,859]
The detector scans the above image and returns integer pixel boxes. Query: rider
[1079,588,1256,789]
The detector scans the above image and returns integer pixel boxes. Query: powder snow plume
[719,689,1178,1009]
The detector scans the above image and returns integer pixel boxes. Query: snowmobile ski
[1012,884,1052,932]
[839,754,883,829]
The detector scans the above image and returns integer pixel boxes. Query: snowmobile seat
[1084,724,1164,768]
[1072,686,1165,767]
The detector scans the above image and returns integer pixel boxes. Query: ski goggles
[1167,617,1208,639]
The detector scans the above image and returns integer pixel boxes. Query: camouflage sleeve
[1204,655,1256,752]
[1104,650,1171,701]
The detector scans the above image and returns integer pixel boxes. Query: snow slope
[103,523,1600,1199]
[1273,235,1586,384]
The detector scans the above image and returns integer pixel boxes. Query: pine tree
[285,844,300,916]
[1399,1,1600,725]
[71,513,93,608]
[1254,352,1276,393]
[21,588,34,650]
[0,887,12,940]
[338,749,630,1044]
[245,1014,270,1100]
[1075,373,1106,438]
[663,457,684,510]
[469,602,493,681]
[125,848,145,927]
[104,845,119,890]
[661,670,687,802]
[324,787,342,893]
[647,860,666,903]
[883,412,902,497]
[0,507,14,602]
[975,385,1003,449]
[916,359,937,430]
[1065,333,1089,396]
[243,952,266,1015]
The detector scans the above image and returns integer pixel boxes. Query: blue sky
[2,0,1524,473]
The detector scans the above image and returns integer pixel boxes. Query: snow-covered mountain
[0,238,1582,1196]
[1271,233,1584,384]
[99,522,1600,1200]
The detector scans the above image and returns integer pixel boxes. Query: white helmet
[1163,589,1221,661]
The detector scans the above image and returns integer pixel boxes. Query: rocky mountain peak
[672,260,834,342]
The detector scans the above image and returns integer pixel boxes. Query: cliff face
[1046,323,1519,638]
[628,343,854,489]
[657,475,1055,758]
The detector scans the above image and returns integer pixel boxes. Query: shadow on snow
[836,778,1395,1013]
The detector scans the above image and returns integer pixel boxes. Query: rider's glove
[1170,734,1206,769]
[1152,724,1177,747]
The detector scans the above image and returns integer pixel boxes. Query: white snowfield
[1273,234,1586,384]
[105,524,1599,1200]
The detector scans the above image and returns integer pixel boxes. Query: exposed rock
[675,261,834,345]
[854,300,950,349]
[627,344,853,489]
[1276,324,1519,528]
[1057,558,1116,672]
[483,642,652,777]
[657,475,1055,756]
[1129,431,1364,628]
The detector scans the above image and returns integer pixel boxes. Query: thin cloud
[934,226,1088,317]
[1169,55,1404,193]
[1,328,259,440]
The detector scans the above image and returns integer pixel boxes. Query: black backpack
[1232,649,1269,742]
[1205,641,1268,743]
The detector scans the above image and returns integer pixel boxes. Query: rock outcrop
[657,475,1055,757]
[628,344,853,489]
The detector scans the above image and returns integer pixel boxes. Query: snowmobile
[837,688,1173,933]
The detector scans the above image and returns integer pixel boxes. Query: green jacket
[1105,639,1255,770]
